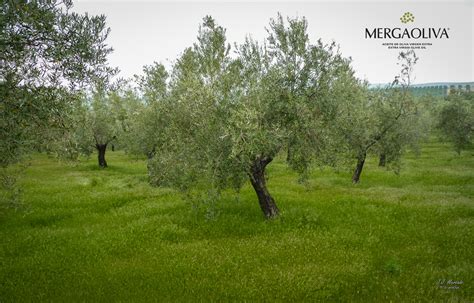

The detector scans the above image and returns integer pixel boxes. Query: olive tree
[146,18,239,194]
[69,86,133,168]
[1,0,115,207]
[0,0,116,167]
[437,91,473,154]
[89,91,116,167]
[123,63,169,161]
[337,51,421,183]
[146,15,356,218]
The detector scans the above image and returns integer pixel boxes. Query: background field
[0,140,473,301]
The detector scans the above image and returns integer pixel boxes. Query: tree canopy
[1,0,116,167]
[140,15,359,218]
[336,51,422,183]
[1,5,435,219]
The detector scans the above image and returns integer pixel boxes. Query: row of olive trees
[26,13,430,219]
[20,11,434,218]
[112,15,423,218]
[0,1,427,218]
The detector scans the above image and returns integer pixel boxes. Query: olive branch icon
[400,12,415,24]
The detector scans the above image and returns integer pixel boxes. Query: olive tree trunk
[378,153,386,167]
[146,147,156,182]
[249,157,279,219]
[352,152,366,184]
[96,144,108,168]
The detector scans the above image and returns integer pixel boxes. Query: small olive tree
[146,15,356,218]
[337,51,421,183]
[437,91,473,154]
[58,84,132,168]
[88,88,132,167]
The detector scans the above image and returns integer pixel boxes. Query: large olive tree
[145,15,356,218]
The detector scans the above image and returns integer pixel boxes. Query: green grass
[1,141,473,301]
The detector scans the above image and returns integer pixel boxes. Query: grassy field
[0,141,473,302]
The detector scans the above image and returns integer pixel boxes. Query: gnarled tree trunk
[378,153,386,167]
[96,144,108,168]
[249,157,279,219]
[352,152,366,184]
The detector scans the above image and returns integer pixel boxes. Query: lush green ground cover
[1,141,472,301]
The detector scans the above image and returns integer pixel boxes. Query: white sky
[73,0,474,84]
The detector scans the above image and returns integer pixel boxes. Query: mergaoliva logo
[365,11,450,39]
[400,12,415,24]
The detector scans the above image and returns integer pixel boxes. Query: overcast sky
[73,0,474,84]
